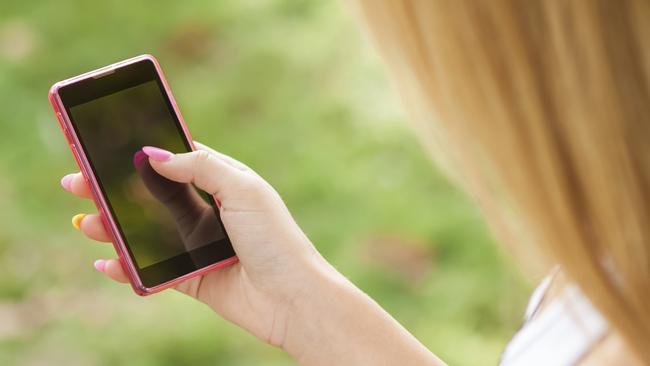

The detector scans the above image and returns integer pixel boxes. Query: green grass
[0,1,529,365]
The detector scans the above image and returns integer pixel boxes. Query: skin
[63,141,445,366]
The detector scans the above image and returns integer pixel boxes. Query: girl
[60,1,650,364]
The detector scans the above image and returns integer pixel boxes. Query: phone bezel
[49,55,238,296]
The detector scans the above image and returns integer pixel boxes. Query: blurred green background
[0,1,530,365]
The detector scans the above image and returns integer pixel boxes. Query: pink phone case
[49,54,238,296]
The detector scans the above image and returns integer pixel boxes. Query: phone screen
[58,59,235,287]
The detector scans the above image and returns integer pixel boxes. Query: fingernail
[60,174,74,191]
[71,213,86,230]
[133,150,147,167]
[94,259,106,272]
[142,146,173,162]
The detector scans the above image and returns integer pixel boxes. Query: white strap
[500,283,607,366]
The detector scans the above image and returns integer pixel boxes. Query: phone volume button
[70,143,81,163]
[57,114,73,144]
[56,112,67,130]
[70,145,91,182]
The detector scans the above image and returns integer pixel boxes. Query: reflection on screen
[68,80,226,268]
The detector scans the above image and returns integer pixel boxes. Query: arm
[284,264,445,366]
[61,142,445,366]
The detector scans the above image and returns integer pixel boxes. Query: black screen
[59,59,235,287]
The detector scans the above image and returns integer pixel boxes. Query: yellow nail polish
[71,213,86,230]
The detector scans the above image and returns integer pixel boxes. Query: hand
[61,141,444,366]
[61,141,334,348]
[132,149,225,252]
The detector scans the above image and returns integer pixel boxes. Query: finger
[61,172,93,199]
[142,146,245,199]
[193,141,250,171]
[173,275,203,298]
[94,259,129,283]
[76,213,112,242]
[174,262,239,306]
[104,259,129,283]
[133,150,207,218]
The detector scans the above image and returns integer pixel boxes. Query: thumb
[141,146,243,199]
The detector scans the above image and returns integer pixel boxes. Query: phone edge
[48,54,239,296]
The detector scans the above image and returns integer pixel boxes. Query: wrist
[279,254,443,366]
[280,257,359,362]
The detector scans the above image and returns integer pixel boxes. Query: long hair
[351,0,650,362]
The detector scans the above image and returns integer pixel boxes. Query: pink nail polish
[94,259,106,272]
[60,174,74,191]
[133,150,147,167]
[142,146,173,162]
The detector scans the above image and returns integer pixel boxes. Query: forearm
[282,263,446,366]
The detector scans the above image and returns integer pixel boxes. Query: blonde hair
[351,0,650,362]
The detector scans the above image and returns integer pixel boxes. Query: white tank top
[499,269,609,365]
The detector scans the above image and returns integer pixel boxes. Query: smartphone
[49,54,237,296]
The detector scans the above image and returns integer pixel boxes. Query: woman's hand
[61,141,445,366]
[61,141,333,348]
